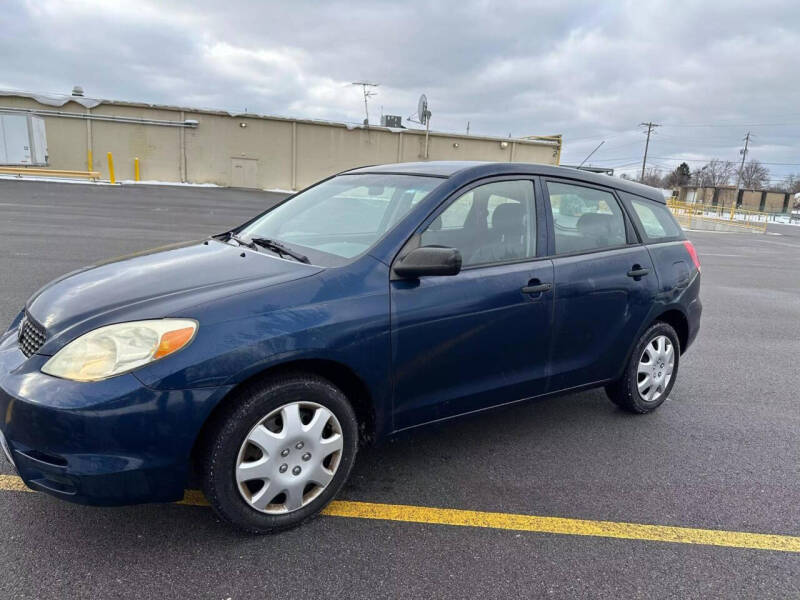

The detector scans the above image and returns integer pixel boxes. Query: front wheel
[201,373,358,533]
[605,322,680,414]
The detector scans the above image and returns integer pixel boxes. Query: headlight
[42,319,197,382]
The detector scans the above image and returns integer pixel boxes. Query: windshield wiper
[226,232,257,249]
[251,237,310,264]
[225,232,310,264]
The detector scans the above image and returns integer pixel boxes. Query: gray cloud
[2,0,799,182]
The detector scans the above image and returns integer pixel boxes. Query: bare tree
[739,159,770,189]
[639,167,664,187]
[700,159,735,187]
[779,173,800,194]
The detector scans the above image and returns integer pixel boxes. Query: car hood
[27,239,322,351]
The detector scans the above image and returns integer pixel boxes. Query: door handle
[521,281,552,294]
[627,266,650,278]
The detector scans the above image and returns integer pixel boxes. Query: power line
[662,121,800,128]
[564,131,636,144]
[650,157,800,166]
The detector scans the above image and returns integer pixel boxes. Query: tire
[200,373,358,534]
[605,321,680,414]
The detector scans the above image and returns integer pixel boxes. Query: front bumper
[0,328,229,506]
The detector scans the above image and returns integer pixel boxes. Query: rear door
[543,179,658,391]
[390,177,554,430]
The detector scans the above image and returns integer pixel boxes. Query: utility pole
[640,121,660,180]
[730,131,751,218]
[734,131,751,195]
[352,82,379,127]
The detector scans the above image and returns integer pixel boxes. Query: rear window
[623,194,683,241]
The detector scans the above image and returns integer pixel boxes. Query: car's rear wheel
[605,321,680,414]
[201,373,358,533]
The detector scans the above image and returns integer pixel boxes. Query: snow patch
[0,89,102,109]
[118,179,220,188]
[0,174,220,188]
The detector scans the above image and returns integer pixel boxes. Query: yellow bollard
[134,157,140,182]
[87,150,93,172]
[107,152,115,184]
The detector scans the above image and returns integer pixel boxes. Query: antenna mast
[352,82,379,126]
[578,141,605,168]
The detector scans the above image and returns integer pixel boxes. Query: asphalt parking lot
[0,179,798,599]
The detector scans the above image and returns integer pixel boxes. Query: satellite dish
[408,93,433,158]
[417,94,428,125]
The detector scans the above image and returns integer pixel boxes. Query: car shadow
[9,387,663,545]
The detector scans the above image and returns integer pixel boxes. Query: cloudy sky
[2,0,798,182]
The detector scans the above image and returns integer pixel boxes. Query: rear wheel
[605,322,679,414]
[201,373,358,533]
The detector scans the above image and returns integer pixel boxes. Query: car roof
[346,161,490,177]
[343,161,667,203]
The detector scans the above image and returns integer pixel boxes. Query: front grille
[18,313,46,358]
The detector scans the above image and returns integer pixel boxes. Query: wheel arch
[611,307,690,384]
[653,308,689,354]
[190,358,377,471]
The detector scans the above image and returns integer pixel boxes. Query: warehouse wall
[92,104,183,182]
[763,191,788,212]
[0,95,560,190]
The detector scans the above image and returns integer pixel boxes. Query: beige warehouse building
[0,89,562,190]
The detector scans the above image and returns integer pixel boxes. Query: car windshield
[238,174,442,266]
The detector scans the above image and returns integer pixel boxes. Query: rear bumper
[0,329,229,506]
[684,278,702,352]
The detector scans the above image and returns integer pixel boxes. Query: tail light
[683,240,701,273]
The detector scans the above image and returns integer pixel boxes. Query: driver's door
[390,178,554,430]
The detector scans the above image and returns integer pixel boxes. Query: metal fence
[666,199,769,233]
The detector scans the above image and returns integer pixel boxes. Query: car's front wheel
[605,321,680,414]
[201,373,358,533]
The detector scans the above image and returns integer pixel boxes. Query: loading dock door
[0,113,47,165]
[1,114,31,165]
[231,157,258,188]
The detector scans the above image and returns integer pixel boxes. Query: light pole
[693,166,707,204]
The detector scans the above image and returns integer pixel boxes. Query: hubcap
[636,335,674,403]
[235,401,343,514]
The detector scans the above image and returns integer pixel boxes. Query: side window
[626,195,683,240]
[440,192,473,229]
[547,182,627,254]
[420,180,535,267]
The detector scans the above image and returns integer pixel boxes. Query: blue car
[0,162,701,532]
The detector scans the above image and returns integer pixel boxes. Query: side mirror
[394,246,462,279]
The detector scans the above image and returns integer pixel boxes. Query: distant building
[677,184,792,213]
[0,88,562,190]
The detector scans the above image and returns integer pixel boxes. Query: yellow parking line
[323,501,800,553]
[2,474,799,553]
